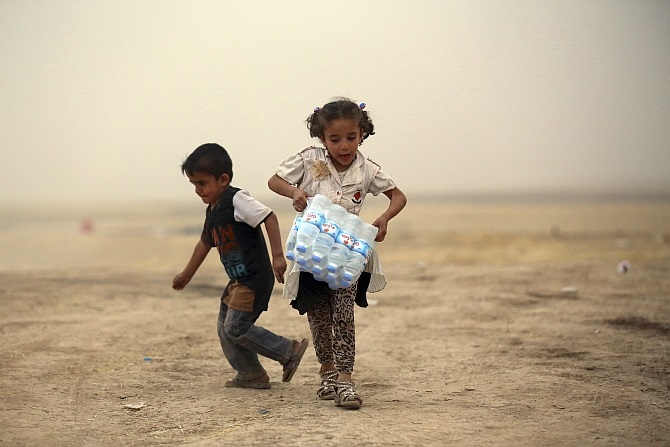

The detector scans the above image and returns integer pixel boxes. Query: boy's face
[186,171,229,206]
[321,118,362,172]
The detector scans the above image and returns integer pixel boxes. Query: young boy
[173,143,308,389]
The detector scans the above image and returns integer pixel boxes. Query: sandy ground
[1,198,669,446]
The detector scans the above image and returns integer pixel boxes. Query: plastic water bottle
[303,194,330,228]
[285,212,303,262]
[311,233,335,263]
[336,212,363,250]
[311,256,329,281]
[330,275,353,290]
[295,222,319,254]
[296,245,314,271]
[321,203,347,240]
[352,223,378,261]
[326,278,344,290]
[325,270,344,289]
[343,250,367,282]
[327,243,350,274]
[325,243,349,285]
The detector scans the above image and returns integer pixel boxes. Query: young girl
[268,98,407,409]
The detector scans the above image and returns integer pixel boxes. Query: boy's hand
[371,216,389,242]
[172,272,192,290]
[272,254,287,284]
[291,189,308,212]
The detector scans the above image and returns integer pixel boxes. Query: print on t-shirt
[211,223,247,279]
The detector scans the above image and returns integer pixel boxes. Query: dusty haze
[1,1,669,205]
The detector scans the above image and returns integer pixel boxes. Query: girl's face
[321,118,363,172]
[186,171,229,206]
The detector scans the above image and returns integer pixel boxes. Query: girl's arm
[371,187,407,242]
[172,239,211,290]
[263,212,287,284]
[268,174,309,212]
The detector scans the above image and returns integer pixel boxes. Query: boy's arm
[268,174,308,212]
[172,239,211,290]
[371,187,408,242]
[263,212,287,284]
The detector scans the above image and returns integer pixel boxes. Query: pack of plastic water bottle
[286,194,378,289]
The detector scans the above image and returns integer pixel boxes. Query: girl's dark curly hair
[306,97,375,143]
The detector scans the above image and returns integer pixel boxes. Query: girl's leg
[306,297,335,367]
[331,282,358,379]
[330,283,363,409]
[308,295,338,400]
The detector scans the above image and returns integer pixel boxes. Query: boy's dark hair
[306,97,375,142]
[181,143,233,181]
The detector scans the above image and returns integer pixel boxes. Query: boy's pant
[217,301,294,381]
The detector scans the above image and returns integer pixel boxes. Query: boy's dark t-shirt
[200,186,275,312]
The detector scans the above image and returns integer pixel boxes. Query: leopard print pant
[306,282,358,374]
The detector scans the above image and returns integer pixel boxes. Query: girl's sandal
[334,381,363,409]
[317,370,338,400]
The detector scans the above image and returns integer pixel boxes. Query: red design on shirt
[352,190,363,205]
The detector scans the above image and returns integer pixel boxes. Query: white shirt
[232,189,272,228]
[275,146,397,299]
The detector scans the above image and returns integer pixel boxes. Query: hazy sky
[1,1,669,204]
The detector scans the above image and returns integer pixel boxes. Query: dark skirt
[290,271,372,315]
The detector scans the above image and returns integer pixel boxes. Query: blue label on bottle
[336,231,355,248]
[320,221,340,239]
[352,240,370,258]
[303,211,324,227]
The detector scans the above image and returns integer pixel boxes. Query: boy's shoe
[225,375,271,389]
[282,338,309,382]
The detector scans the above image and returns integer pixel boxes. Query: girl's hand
[292,189,309,212]
[272,254,287,284]
[372,187,406,243]
[371,216,389,242]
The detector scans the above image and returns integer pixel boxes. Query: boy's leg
[220,302,296,367]
[217,301,267,382]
